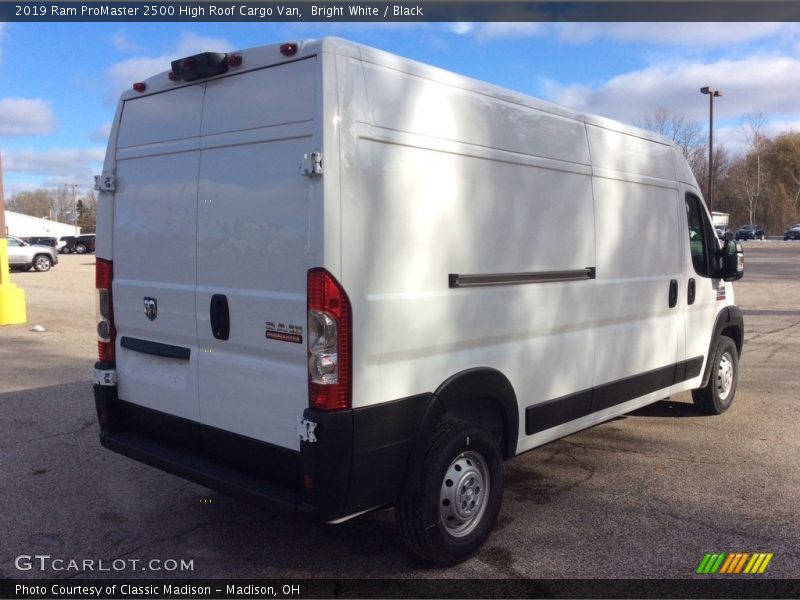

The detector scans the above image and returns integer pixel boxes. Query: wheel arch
[431,367,519,460]
[701,306,744,388]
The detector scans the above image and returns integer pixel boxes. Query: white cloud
[451,22,800,48]
[542,55,800,129]
[4,148,105,185]
[105,32,234,99]
[448,22,474,36]
[448,22,546,41]
[475,23,545,41]
[110,32,142,53]
[0,98,56,137]
[554,23,800,47]
[716,119,800,157]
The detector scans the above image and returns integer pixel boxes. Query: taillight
[307,268,351,411]
[96,258,115,362]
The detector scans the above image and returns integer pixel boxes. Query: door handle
[668,279,678,308]
[688,278,696,305]
[210,294,230,340]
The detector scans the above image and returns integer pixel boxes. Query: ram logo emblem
[143,297,157,321]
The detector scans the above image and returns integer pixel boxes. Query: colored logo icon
[696,552,773,574]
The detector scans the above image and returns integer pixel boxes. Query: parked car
[23,236,58,248]
[714,226,731,240]
[735,224,765,241]
[72,234,96,254]
[6,235,59,272]
[784,225,800,241]
[57,235,75,253]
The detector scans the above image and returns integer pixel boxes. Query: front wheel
[33,255,52,272]
[692,336,739,414]
[396,420,504,565]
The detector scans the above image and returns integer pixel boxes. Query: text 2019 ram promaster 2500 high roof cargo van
[93,38,745,565]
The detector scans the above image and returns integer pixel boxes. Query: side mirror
[720,238,744,281]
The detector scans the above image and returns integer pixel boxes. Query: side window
[684,194,713,277]
[8,238,21,247]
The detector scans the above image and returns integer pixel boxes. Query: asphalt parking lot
[1,244,798,582]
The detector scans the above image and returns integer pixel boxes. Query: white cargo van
[93,38,745,565]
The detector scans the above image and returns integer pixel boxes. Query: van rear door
[113,85,204,422]
[113,59,319,451]
[195,61,318,451]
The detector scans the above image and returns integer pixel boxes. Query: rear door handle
[669,279,678,308]
[210,294,230,340]
[687,278,696,305]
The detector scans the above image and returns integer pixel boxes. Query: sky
[1,19,800,198]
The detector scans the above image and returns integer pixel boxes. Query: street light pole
[700,86,722,213]
[64,183,79,235]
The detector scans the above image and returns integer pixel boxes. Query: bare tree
[51,186,73,223]
[635,107,706,171]
[731,111,771,225]
[7,189,53,219]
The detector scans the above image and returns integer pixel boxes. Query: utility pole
[64,183,80,234]
[0,149,28,325]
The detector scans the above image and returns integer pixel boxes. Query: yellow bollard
[0,149,28,325]
[0,238,27,325]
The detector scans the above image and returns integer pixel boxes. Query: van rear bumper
[94,374,435,522]
[93,382,337,521]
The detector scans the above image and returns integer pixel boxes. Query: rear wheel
[396,419,503,565]
[33,255,52,272]
[74,243,87,254]
[692,336,738,415]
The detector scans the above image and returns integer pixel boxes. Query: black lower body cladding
[93,368,436,521]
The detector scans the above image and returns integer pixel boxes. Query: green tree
[76,191,97,232]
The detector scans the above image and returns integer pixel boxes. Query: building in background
[3,210,80,238]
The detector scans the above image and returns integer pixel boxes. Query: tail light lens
[96,258,115,362]
[307,268,351,411]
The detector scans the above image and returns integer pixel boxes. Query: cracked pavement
[1,245,799,580]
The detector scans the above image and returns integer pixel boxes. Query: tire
[396,419,504,565]
[33,255,52,272]
[692,336,739,415]
[75,243,87,254]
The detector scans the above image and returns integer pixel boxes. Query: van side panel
[344,60,597,453]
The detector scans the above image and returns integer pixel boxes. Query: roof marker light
[280,43,298,57]
[168,71,180,82]
[226,54,243,68]
[132,82,146,93]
